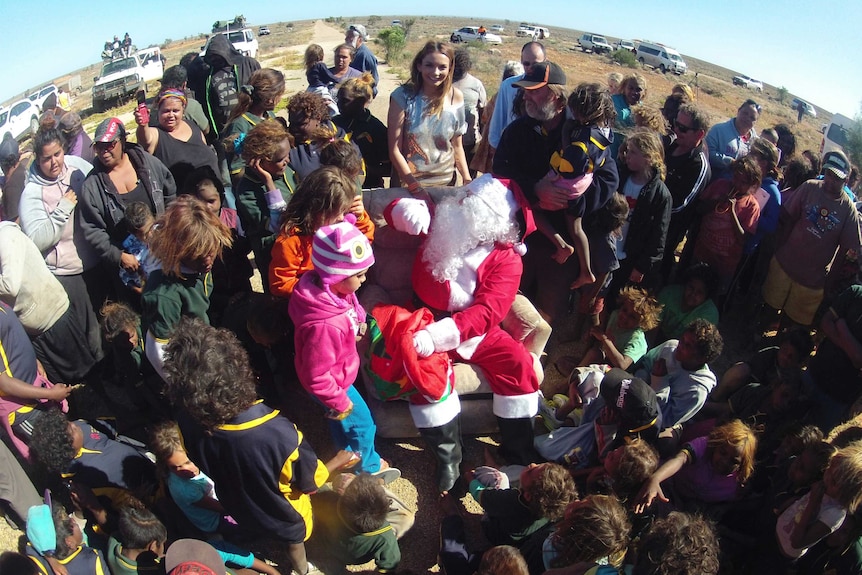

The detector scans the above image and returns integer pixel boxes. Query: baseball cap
[599,368,659,434]
[512,61,566,90]
[58,111,83,136]
[93,117,127,143]
[347,24,368,40]
[312,218,375,286]
[164,539,225,575]
[0,132,20,165]
[822,150,850,180]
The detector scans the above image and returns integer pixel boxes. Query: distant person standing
[796,100,805,123]
[345,25,378,97]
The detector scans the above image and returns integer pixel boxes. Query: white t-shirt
[776,492,846,558]
[615,178,642,260]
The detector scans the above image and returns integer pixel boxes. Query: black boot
[419,416,463,493]
[496,416,541,465]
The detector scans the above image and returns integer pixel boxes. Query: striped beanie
[312,219,374,285]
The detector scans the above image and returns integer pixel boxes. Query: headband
[158,88,187,107]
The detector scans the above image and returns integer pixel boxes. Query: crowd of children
[3,32,862,575]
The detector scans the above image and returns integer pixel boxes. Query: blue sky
[3,0,860,117]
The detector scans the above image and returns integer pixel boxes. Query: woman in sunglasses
[705,98,761,181]
[77,117,176,303]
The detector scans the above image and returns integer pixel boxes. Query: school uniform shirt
[107,537,162,575]
[27,543,109,575]
[476,488,549,546]
[187,401,330,543]
[141,268,212,342]
[332,502,400,571]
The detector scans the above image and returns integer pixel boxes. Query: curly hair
[684,318,723,363]
[452,48,472,82]
[621,128,666,181]
[99,300,140,343]
[148,196,232,277]
[52,503,78,559]
[476,546,528,575]
[319,139,363,179]
[550,495,630,567]
[286,91,331,127]
[407,42,456,118]
[567,82,615,128]
[117,506,167,549]
[227,68,285,125]
[671,83,694,101]
[632,512,719,575]
[632,105,669,136]
[706,419,757,484]
[124,201,154,235]
[617,286,663,331]
[238,118,291,163]
[0,552,39,575]
[340,473,390,533]
[827,414,862,448]
[277,166,354,236]
[29,408,75,475]
[828,442,862,513]
[163,317,257,429]
[522,463,578,522]
[610,439,659,502]
[680,262,719,300]
[148,421,186,474]
[619,73,647,101]
[750,138,780,179]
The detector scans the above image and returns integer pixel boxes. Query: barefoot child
[533,82,617,288]
[288,220,397,480]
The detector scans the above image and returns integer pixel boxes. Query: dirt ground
[0,18,817,573]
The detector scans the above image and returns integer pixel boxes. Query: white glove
[413,330,434,358]
[390,198,430,235]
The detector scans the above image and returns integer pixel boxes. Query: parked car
[732,74,762,91]
[0,100,40,142]
[791,98,817,118]
[28,84,58,111]
[450,26,502,44]
[136,47,164,83]
[516,24,549,39]
[821,113,856,156]
[636,41,687,74]
[259,26,270,36]
[579,33,612,54]
[201,27,259,58]
[391,20,402,27]
[490,25,504,33]
[616,39,636,53]
[748,78,763,92]
[92,55,146,112]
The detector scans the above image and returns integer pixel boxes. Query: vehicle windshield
[102,58,136,75]
[0,111,7,127]
[669,54,682,62]
[827,124,849,148]
[595,36,607,43]
[227,31,245,43]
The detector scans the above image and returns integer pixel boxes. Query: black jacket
[617,161,672,276]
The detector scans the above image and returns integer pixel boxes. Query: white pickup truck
[92,49,163,112]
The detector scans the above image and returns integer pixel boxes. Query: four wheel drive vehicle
[517,24,549,39]
[821,113,856,157]
[0,100,40,142]
[490,25,504,32]
[136,47,165,83]
[579,33,612,54]
[636,41,687,74]
[28,84,58,110]
[616,39,636,52]
[92,56,146,112]
[791,98,817,118]
[201,28,259,58]
[732,74,762,91]
[450,26,503,44]
[259,26,270,36]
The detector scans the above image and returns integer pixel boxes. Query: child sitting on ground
[27,503,110,575]
[654,262,721,343]
[634,419,757,514]
[578,286,662,371]
[533,82,617,288]
[288,218,397,480]
[107,506,167,575]
[469,462,578,548]
[100,301,160,414]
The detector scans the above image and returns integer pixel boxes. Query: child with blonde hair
[141,196,232,379]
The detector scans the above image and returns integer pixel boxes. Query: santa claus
[385,174,542,492]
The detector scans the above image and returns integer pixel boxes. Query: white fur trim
[447,245,491,310]
[493,391,539,419]
[426,317,461,353]
[409,391,461,428]
[455,334,485,360]
[145,331,168,382]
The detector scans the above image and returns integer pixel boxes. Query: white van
[636,41,687,74]
[821,113,858,157]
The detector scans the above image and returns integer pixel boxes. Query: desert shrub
[611,49,637,68]
[776,86,789,104]
[377,27,407,63]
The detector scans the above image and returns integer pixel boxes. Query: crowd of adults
[2,24,862,575]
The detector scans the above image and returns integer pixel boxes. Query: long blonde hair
[621,128,666,181]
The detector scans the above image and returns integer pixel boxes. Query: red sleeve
[451,248,521,341]
[739,196,761,234]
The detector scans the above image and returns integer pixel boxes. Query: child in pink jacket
[288,220,397,480]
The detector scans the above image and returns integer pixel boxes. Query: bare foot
[570,271,596,290]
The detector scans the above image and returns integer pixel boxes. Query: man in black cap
[494,61,618,324]
[0,132,27,222]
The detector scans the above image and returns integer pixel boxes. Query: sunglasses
[674,119,696,134]
[94,140,118,152]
